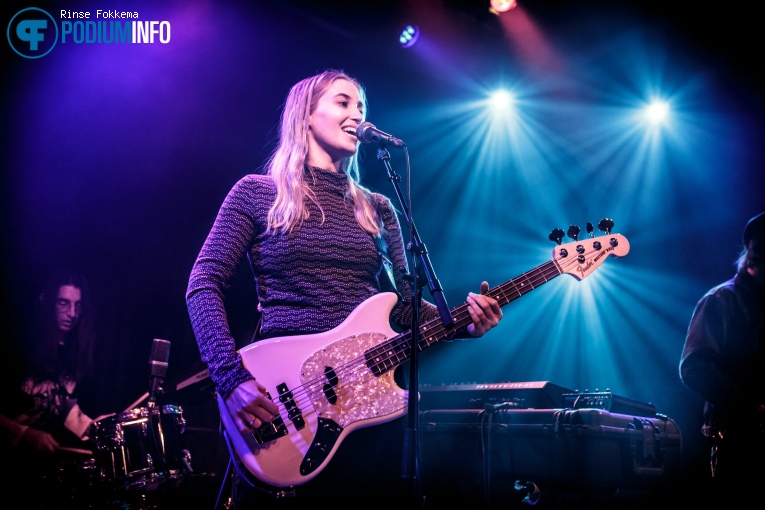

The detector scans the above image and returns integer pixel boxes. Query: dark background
[2,0,763,503]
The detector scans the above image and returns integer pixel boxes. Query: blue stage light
[399,25,419,48]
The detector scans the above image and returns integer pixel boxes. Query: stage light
[643,100,670,124]
[490,0,518,15]
[490,89,514,111]
[399,25,419,48]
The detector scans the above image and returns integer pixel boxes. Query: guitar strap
[246,252,264,343]
[374,234,400,298]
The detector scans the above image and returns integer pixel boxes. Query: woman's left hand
[466,281,503,337]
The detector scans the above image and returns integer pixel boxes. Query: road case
[419,408,682,507]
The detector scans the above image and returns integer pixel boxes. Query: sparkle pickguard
[300,331,406,428]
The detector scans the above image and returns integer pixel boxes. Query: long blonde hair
[265,69,381,236]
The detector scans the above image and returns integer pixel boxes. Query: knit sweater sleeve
[186,175,269,399]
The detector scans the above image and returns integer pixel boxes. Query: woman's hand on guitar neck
[466,281,503,338]
[225,379,280,433]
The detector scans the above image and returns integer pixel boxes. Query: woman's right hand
[224,379,280,434]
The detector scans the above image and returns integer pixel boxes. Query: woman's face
[307,78,364,165]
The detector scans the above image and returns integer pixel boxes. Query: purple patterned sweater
[186,168,458,398]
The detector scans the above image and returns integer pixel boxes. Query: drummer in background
[0,270,105,505]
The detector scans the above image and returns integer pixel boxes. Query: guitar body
[218,292,407,488]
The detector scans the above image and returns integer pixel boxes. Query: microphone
[148,338,171,405]
[355,122,406,148]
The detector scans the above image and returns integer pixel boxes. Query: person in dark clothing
[0,270,103,508]
[679,211,765,503]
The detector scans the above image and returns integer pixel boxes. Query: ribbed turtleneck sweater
[186,169,449,398]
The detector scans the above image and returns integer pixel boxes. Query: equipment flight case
[418,406,683,508]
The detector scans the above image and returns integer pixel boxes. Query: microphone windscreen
[148,338,171,378]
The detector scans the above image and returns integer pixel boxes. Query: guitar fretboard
[364,260,563,376]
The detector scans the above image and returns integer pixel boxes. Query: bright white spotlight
[490,0,518,14]
[643,100,670,124]
[399,25,419,48]
[490,89,514,110]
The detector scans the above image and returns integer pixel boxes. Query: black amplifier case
[419,408,682,508]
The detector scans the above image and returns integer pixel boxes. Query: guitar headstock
[549,219,630,280]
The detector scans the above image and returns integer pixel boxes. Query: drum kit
[46,339,208,510]
[92,403,192,490]
[46,405,194,509]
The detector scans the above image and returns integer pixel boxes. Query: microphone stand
[375,146,454,506]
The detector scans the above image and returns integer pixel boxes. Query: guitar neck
[365,232,630,375]
[365,259,562,375]
[434,259,562,336]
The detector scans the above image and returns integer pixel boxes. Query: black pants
[224,417,419,509]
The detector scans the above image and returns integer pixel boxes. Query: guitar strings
[259,238,612,432]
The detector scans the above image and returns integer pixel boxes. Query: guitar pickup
[322,366,338,404]
[277,383,305,431]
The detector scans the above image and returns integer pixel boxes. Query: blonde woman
[186,69,502,504]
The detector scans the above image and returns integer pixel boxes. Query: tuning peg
[586,222,594,237]
[567,225,580,241]
[548,228,565,245]
[597,218,614,235]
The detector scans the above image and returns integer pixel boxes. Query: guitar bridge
[251,416,288,444]
[251,390,289,444]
